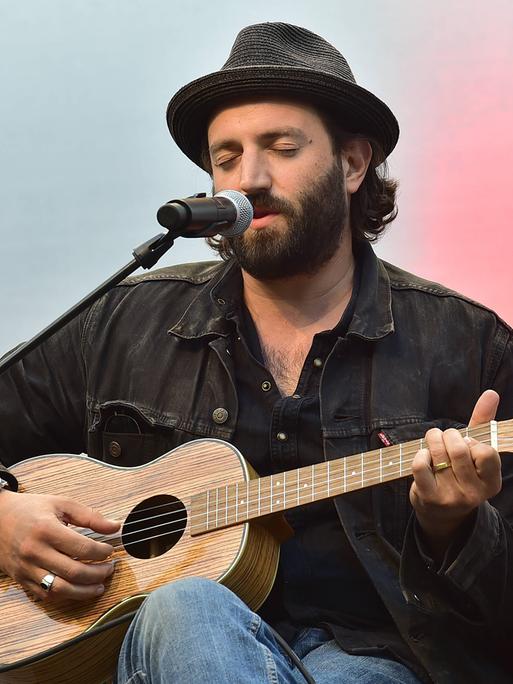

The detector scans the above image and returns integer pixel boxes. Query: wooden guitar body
[1,418,507,682]
[0,440,281,683]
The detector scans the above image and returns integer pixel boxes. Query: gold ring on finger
[433,461,452,473]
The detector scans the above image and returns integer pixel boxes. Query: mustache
[247,192,295,216]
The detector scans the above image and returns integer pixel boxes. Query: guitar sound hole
[122,494,187,559]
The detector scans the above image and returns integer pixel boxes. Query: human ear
[342,139,373,195]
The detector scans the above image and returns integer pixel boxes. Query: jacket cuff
[414,502,501,590]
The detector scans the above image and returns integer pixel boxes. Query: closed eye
[214,155,239,168]
[273,148,298,156]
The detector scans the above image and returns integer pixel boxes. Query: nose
[239,150,272,196]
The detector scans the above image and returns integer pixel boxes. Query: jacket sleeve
[400,325,513,645]
[0,311,88,467]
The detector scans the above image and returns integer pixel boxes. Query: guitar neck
[190,419,513,536]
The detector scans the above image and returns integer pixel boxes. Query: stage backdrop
[1,0,512,354]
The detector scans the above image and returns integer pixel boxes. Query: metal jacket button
[108,441,122,458]
[212,407,229,424]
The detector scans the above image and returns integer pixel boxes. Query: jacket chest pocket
[89,402,186,466]
[88,399,237,466]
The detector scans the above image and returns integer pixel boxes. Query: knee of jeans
[141,577,228,625]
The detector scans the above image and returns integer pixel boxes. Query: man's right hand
[0,491,120,601]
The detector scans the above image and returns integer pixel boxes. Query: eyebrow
[209,127,309,157]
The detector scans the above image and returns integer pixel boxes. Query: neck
[242,237,355,328]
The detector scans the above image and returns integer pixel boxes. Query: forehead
[207,98,328,142]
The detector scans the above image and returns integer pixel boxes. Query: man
[0,22,512,684]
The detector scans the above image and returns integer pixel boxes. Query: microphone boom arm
[0,230,177,375]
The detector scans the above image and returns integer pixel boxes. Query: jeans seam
[263,643,280,684]
[253,615,281,684]
[122,670,147,684]
[249,613,261,636]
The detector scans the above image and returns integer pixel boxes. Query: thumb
[468,389,500,428]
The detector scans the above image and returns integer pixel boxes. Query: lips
[252,207,279,219]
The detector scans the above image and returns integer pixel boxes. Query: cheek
[211,170,231,193]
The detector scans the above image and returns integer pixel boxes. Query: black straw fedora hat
[167,22,399,170]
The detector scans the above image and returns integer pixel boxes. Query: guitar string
[97,427,511,533]
[93,426,508,529]
[77,434,513,549]
[81,431,513,546]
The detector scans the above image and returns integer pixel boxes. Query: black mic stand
[0,229,182,375]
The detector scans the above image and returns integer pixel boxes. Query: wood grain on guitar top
[0,440,280,683]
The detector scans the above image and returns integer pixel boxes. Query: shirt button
[292,393,301,399]
[108,441,122,458]
[216,297,226,305]
[261,380,272,392]
[313,357,323,368]
[212,407,229,424]
[276,432,288,441]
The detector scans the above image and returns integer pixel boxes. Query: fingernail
[96,585,105,595]
[464,436,472,444]
[106,563,115,576]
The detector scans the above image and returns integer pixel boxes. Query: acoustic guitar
[0,419,511,683]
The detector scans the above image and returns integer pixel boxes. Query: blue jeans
[117,577,422,683]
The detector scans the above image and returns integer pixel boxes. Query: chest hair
[260,339,312,397]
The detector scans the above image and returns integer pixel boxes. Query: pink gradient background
[1,3,512,354]
[394,3,513,324]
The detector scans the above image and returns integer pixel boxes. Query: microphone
[156,190,253,238]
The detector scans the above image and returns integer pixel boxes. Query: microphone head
[214,190,253,236]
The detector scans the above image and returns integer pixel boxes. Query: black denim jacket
[1,243,513,683]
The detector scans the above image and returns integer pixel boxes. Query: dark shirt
[219,261,426,679]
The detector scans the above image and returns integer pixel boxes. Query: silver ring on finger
[40,572,57,592]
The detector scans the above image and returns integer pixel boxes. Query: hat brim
[167,66,399,170]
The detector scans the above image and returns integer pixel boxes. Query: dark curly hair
[200,104,398,258]
[320,110,399,244]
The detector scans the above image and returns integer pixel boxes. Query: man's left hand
[410,390,502,559]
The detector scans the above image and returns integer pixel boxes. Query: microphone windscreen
[214,190,253,236]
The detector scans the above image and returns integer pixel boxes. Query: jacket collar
[168,243,394,342]
[346,242,394,341]
[167,259,239,339]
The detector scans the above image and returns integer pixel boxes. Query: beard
[214,160,349,280]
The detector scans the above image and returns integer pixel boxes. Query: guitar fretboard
[189,419,513,536]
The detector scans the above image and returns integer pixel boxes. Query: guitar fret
[206,490,210,530]
[189,419,513,537]
[235,483,238,523]
[225,484,229,526]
